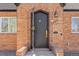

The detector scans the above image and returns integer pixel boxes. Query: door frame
[30,10,49,49]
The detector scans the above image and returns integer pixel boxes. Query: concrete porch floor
[25,48,55,56]
[25,48,79,56]
[0,50,16,56]
[64,51,79,56]
[0,49,79,56]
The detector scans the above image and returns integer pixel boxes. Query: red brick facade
[0,12,17,51]
[63,12,79,52]
[16,3,64,56]
[0,3,79,56]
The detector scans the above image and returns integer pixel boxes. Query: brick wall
[16,3,64,55]
[63,12,79,52]
[0,12,17,50]
[0,3,79,55]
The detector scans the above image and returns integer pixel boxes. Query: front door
[34,11,48,48]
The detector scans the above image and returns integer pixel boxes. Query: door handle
[45,30,48,38]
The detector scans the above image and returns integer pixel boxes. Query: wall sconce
[54,10,58,17]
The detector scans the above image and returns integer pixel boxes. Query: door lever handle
[45,30,48,38]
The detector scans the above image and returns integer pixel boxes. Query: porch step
[25,48,54,56]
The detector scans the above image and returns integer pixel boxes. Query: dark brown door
[34,11,48,48]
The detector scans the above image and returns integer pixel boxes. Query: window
[0,17,17,33]
[72,17,79,33]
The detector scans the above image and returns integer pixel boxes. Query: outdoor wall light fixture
[54,10,58,17]
[52,10,59,23]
